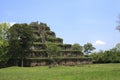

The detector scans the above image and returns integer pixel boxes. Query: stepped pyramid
[25,22,92,66]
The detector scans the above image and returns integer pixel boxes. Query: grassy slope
[0,64,120,80]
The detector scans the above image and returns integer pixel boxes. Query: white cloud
[93,40,106,46]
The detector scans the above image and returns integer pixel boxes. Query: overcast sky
[0,0,120,51]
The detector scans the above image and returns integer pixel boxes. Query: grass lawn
[0,63,120,80]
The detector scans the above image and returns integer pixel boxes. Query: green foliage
[71,43,83,51]
[47,43,61,57]
[40,22,50,31]
[90,48,120,63]
[46,31,56,38]
[0,22,98,67]
[115,43,120,51]
[0,64,120,80]
[8,23,33,66]
[0,41,9,66]
[0,23,10,40]
[0,23,10,67]
[46,43,61,67]
[83,43,95,54]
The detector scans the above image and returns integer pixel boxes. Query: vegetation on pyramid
[1,21,120,68]
[0,22,95,67]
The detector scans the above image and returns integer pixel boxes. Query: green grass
[0,63,120,80]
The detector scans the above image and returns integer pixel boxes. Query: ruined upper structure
[24,22,92,66]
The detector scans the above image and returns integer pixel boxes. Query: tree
[8,23,33,67]
[46,43,61,68]
[0,23,10,67]
[83,43,95,54]
[0,23,10,40]
[115,43,120,51]
[0,41,9,67]
[90,47,120,63]
[71,43,83,51]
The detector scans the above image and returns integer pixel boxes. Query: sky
[0,0,120,51]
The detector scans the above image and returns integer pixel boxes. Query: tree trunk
[21,52,24,67]
[21,58,24,67]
